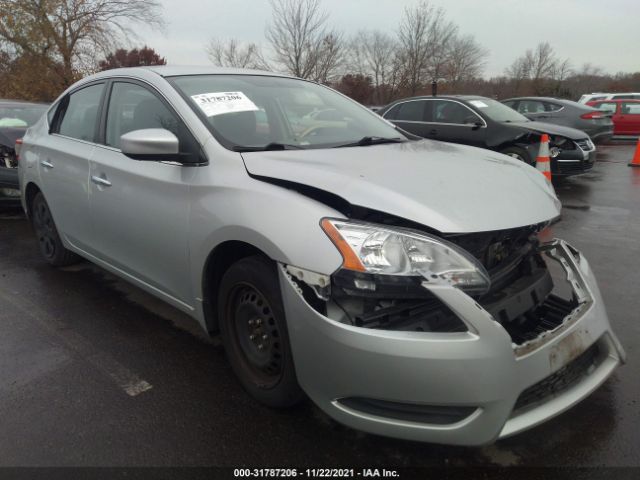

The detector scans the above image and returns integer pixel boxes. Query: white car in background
[578,92,640,104]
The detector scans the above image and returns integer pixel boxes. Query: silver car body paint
[18,66,625,445]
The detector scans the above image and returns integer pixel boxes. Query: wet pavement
[0,143,638,468]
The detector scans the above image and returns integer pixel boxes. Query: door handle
[91,175,112,187]
[41,160,53,169]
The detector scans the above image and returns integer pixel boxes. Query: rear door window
[56,83,105,142]
[517,100,545,114]
[595,102,618,113]
[622,102,640,114]
[393,101,426,122]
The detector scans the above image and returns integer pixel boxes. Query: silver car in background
[502,97,614,144]
[18,67,625,445]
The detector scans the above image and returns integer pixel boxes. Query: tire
[218,255,304,408]
[30,192,80,267]
[499,146,533,165]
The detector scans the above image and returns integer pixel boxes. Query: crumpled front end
[279,236,625,445]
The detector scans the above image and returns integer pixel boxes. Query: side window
[57,83,105,141]
[544,102,562,112]
[46,102,59,125]
[502,101,516,109]
[383,104,401,120]
[518,100,545,114]
[105,82,180,149]
[432,100,478,124]
[622,102,640,114]
[595,102,617,113]
[394,101,426,121]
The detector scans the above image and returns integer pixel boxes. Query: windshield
[469,98,530,123]
[169,75,406,150]
[0,104,48,128]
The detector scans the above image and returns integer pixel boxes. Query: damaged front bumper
[279,239,625,446]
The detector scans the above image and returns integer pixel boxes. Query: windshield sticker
[190,92,259,117]
[469,100,489,108]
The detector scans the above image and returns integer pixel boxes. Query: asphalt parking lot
[0,143,638,468]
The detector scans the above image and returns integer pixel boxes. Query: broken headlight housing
[321,219,491,294]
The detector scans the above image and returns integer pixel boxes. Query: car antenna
[431,80,437,97]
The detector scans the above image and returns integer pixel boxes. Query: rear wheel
[499,146,533,165]
[31,192,79,266]
[218,255,304,408]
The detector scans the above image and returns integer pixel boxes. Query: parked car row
[379,95,597,177]
[14,66,625,446]
[587,99,640,136]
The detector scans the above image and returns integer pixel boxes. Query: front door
[89,80,200,307]
[424,99,487,147]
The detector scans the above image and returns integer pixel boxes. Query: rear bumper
[589,129,614,144]
[280,240,625,445]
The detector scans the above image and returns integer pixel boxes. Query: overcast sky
[138,0,640,77]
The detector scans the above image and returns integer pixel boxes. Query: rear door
[619,102,640,135]
[37,82,105,252]
[89,80,200,307]
[382,100,428,137]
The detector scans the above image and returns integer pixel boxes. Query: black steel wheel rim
[227,283,283,387]
[33,199,56,259]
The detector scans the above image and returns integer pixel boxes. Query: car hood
[507,121,588,140]
[241,140,561,233]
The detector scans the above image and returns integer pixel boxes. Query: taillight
[14,138,23,161]
[581,111,606,120]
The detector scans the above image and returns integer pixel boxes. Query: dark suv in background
[379,95,596,177]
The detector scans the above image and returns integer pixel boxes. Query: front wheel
[218,255,304,408]
[499,146,533,165]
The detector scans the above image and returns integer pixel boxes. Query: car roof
[589,99,640,103]
[88,65,293,80]
[502,97,567,102]
[389,95,492,103]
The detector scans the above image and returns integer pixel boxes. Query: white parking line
[0,289,153,397]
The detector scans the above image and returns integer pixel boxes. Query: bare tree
[206,38,269,70]
[266,0,343,81]
[442,34,487,86]
[398,1,458,94]
[0,0,164,87]
[349,30,401,103]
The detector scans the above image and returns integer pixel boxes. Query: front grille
[555,159,595,175]
[513,342,602,413]
[497,294,575,345]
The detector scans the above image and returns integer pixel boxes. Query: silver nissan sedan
[18,66,625,445]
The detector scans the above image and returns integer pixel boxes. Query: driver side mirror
[464,117,483,130]
[120,128,180,161]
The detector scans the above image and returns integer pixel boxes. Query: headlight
[321,219,490,294]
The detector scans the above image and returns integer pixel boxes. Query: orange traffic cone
[536,134,553,184]
[628,138,640,167]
